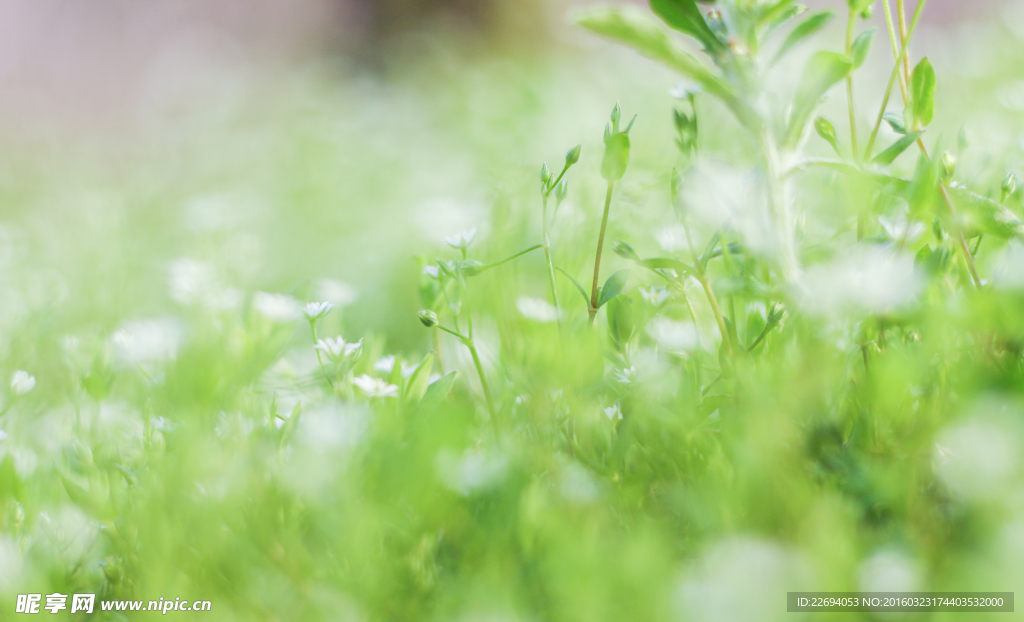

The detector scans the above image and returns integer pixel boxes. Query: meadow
[2,0,1024,620]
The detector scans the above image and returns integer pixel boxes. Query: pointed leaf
[556,267,592,307]
[574,7,756,128]
[773,11,833,64]
[872,131,923,165]
[883,111,907,134]
[648,0,725,53]
[598,270,630,307]
[785,52,854,147]
[849,28,875,68]
[416,372,458,412]
[947,186,1024,239]
[637,257,695,277]
[404,353,435,405]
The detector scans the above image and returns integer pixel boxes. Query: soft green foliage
[4,0,1024,620]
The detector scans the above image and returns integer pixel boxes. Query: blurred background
[0,0,1020,350]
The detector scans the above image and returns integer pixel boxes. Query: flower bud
[940,152,957,183]
[612,240,640,261]
[610,103,621,129]
[540,162,552,187]
[418,310,439,328]
[1002,172,1017,203]
[555,180,569,204]
[565,144,582,167]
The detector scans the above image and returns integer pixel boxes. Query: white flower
[315,279,358,308]
[351,374,399,398]
[516,297,560,323]
[112,318,184,364]
[612,366,639,385]
[303,301,335,321]
[655,224,690,253]
[149,416,175,432]
[647,318,700,353]
[639,286,670,306]
[878,214,926,244]
[423,265,440,278]
[252,292,303,322]
[444,227,477,249]
[603,403,623,420]
[10,370,35,395]
[0,430,7,442]
[315,337,362,361]
[795,247,922,318]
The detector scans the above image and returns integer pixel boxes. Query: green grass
[2,1,1024,620]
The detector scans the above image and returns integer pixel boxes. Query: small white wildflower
[444,227,477,249]
[149,416,175,432]
[612,366,639,385]
[112,318,183,364]
[878,215,926,244]
[351,374,399,398]
[603,403,623,420]
[304,301,335,321]
[252,292,303,322]
[655,224,690,253]
[10,370,35,395]
[315,337,362,361]
[639,286,670,306]
[516,297,560,323]
[670,79,703,99]
[315,279,358,308]
[374,355,397,374]
[0,430,7,442]
[423,265,440,278]
[647,318,700,353]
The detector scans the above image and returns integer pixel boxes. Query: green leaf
[847,0,877,14]
[637,257,695,277]
[760,2,806,42]
[909,57,936,129]
[773,11,833,64]
[388,354,405,392]
[598,270,630,308]
[947,185,1024,239]
[883,111,907,134]
[404,353,434,405]
[872,131,923,165]
[814,117,841,155]
[785,52,854,147]
[601,132,631,182]
[574,7,756,128]
[416,372,458,412]
[648,0,725,54]
[556,267,592,307]
[699,232,721,269]
[849,28,875,68]
[907,153,940,218]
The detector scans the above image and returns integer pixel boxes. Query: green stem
[465,338,496,422]
[309,321,334,388]
[480,245,544,272]
[682,228,734,357]
[845,11,859,160]
[542,195,561,316]
[865,0,928,158]
[589,182,615,326]
[882,0,909,104]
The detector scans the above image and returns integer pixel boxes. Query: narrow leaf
[883,111,907,134]
[773,11,833,64]
[556,267,592,307]
[574,7,757,128]
[849,28,875,68]
[638,257,695,276]
[872,131,923,165]
[649,0,725,54]
[417,372,458,412]
[403,353,434,405]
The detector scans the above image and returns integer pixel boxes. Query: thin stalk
[758,129,799,283]
[309,321,334,389]
[479,245,543,272]
[683,228,735,356]
[882,0,909,103]
[845,11,860,159]
[541,196,561,315]
[896,0,913,85]
[865,0,928,158]
[589,182,615,326]
[465,338,496,422]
